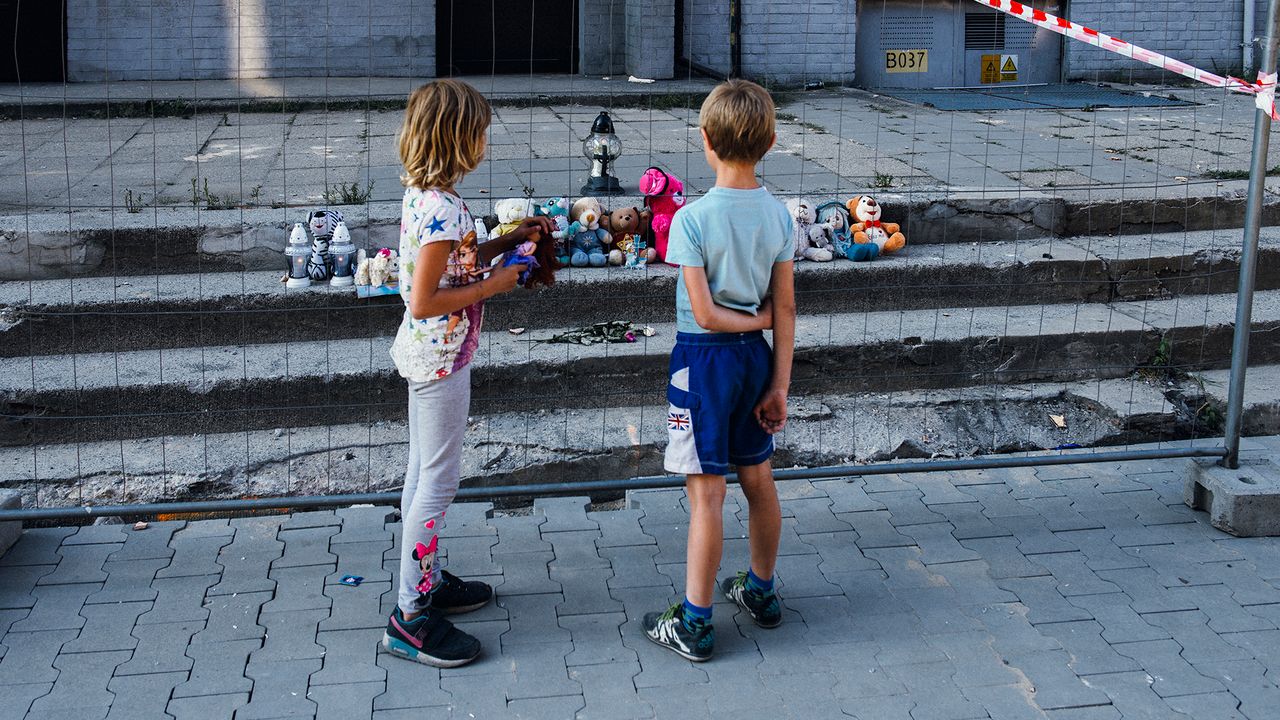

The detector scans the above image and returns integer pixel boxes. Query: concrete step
[0,375,1218,509]
[1182,364,1280,437]
[6,190,1279,281]
[2,289,1273,446]
[3,227,1273,357]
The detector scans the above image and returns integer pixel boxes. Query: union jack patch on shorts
[667,411,691,431]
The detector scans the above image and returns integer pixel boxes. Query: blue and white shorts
[664,331,774,476]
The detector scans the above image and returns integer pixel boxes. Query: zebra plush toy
[306,208,344,281]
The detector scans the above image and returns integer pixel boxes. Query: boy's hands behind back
[754,388,787,434]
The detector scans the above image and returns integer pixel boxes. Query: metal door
[0,0,65,82]
[856,0,1062,89]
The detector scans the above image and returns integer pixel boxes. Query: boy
[642,79,795,662]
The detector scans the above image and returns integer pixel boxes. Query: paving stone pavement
[2,466,1280,719]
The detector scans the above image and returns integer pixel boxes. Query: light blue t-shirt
[665,186,794,334]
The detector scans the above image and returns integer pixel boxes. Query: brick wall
[1065,2,1258,81]
[626,0,675,79]
[580,0,627,76]
[67,0,435,81]
[740,0,857,85]
[682,0,731,76]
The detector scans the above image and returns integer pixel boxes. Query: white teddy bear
[786,197,834,262]
[493,198,535,238]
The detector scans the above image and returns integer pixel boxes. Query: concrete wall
[67,0,435,81]
[1065,1,1259,81]
[626,0,675,79]
[580,0,628,76]
[740,0,857,84]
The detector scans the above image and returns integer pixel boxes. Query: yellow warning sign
[980,54,1000,84]
[1001,54,1019,82]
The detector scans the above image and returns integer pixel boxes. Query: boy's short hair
[399,79,492,190]
[698,79,776,164]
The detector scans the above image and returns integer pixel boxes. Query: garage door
[856,0,1062,89]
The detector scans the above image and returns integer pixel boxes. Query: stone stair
[1,225,1272,504]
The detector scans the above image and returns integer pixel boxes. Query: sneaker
[721,572,782,628]
[642,603,714,662]
[382,607,481,668]
[430,570,494,615]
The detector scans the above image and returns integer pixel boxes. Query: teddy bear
[355,247,398,287]
[601,205,654,265]
[567,201,610,267]
[535,196,572,264]
[639,167,685,263]
[816,201,878,262]
[305,208,344,281]
[846,195,906,255]
[785,198,833,262]
[493,197,536,238]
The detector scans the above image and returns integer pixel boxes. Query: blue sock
[746,568,774,595]
[681,598,712,628]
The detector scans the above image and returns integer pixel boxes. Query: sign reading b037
[885,49,928,73]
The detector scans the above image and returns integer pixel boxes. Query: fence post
[1224,0,1280,468]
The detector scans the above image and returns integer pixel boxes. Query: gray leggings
[397,365,470,614]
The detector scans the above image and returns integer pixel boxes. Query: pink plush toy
[639,166,686,264]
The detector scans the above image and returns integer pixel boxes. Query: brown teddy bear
[846,195,906,255]
[601,205,655,265]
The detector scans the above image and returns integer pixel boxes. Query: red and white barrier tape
[973,0,1278,120]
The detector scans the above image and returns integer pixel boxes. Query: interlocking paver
[967,603,1063,656]
[560,612,634,667]
[553,566,623,616]
[0,682,53,718]
[1110,639,1227,698]
[105,521,183,561]
[1003,649,1111,711]
[0,629,78,684]
[1063,593,1168,644]
[250,609,326,662]
[192,590,270,644]
[26,649,131,719]
[330,539,395,584]
[439,501,497,539]
[9,583,98,632]
[312,628,386,686]
[1192,659,1280,720]
[85,558,165,605]
[1053,529,1148,573]
[1017,496,1101,532]
[509,693,587,719]
[322,580,393,632]
[627,489,687,526]
[840,511,914,549]
[899,522,982,565]
[601,545,667,590]
[261,564,333,614]
[0,565,56,610]
[494,550,561,595]
[571,661,651,719]
[172,638,257,698]
[36,542,116,585]
[1139,610,1253,664]
[155,530,232,578]
[500,593,571,647]
[502,641,581,700]
[166,692,249,720]
[1094,567,1200,615]
[813,479,886,513]
[440,534,500,577]
[113,619,202,675]
[589,509,654,548]
[773,551,843,598]
[960,684,1051,720]
[61,600,147,653]
[993,516,1075,555]
[882,660,990,719]
[135,574,217,625]
[63,523,127,546]
[240,658,323,719]
[1162,691,1249,720]
[1033,552,1122,597]
[545,530,608,571]
[935,502,1014,540]
[281,510,342,530]
[439,670,516,717]
[0,528,75,567]
[373,652,452,710]
[207,520,282,597]
[332,505,394,544]
[274,525,340,568]
[1164,584,1276,633]
[959,537,1049,579]
[103,671,186,720]
[781,497,852,534]
[994,577,1093,626]
[926,632,1025,687]
[535,496,599,533]
[311,680,384,720]
[1077,671,1192,720]
[965,484,1040,519]
[491,513,553,555]
[874,490,946,527]
[1034,620,1142,676]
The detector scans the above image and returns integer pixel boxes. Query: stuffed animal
[535,196,572,264]
[601,205,655,265]
[567,203,610,267]
[816,201,878,262]
[847,195,906,255]
[493,198,535,238]
[501,231,559,289]
[786,198,833,262]
[639,167,685,263]
[305,208,344,281]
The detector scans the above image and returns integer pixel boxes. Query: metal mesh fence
[1,0,1271,517]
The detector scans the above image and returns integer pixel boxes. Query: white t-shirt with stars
[389,187,485,383]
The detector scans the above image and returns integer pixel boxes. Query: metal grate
[881,15,936,48]
[965,12,1006,50]
[1005,18,1037,50]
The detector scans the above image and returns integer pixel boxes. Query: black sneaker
[642,603,714,662]
[429,570,494,615]
[382,607,481,668]
[721,572,782,628]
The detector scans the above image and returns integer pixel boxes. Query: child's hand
[757,297,774,330]
[517,216,554,242]
[754,388,788,434]
[486,262,522,294]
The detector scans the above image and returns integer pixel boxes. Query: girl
[383,79,551,668]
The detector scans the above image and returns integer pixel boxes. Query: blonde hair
[398,79,491,190]
[698,79,775,164]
